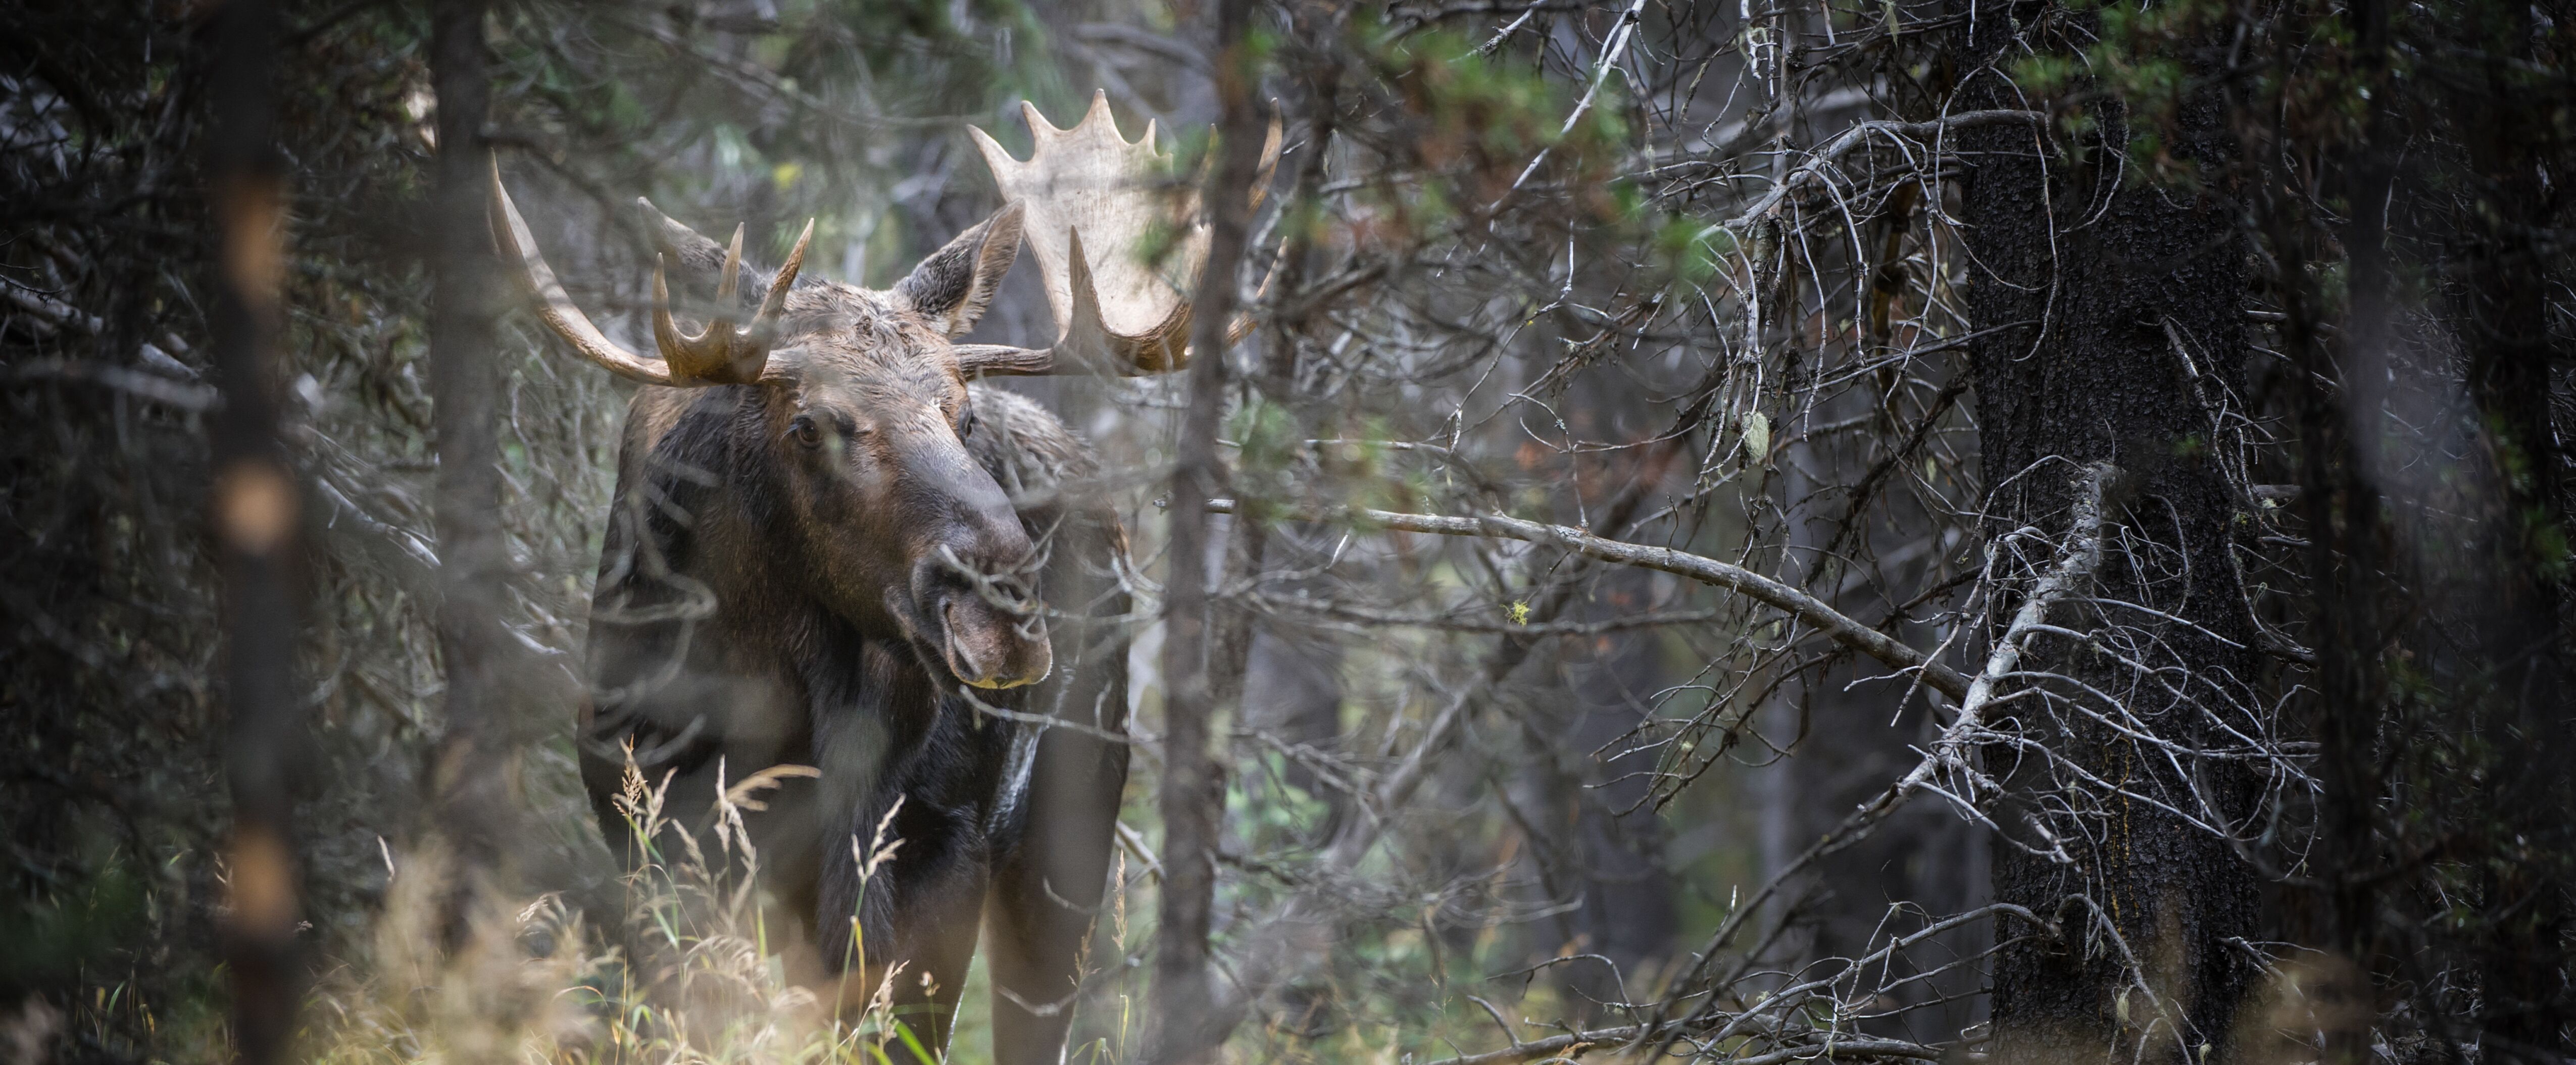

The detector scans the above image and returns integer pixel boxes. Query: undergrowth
[302,753,962,1065]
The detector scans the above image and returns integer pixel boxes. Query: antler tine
[650,255,686,365]
[953,225,1177,378]
[652,225,740,381]
[492,160,812,388]
[722,219,813,381]
[753,220,815,340]
[1020,99,1066,140]
[717,225,744,305]
[649,218,814,384]
[489,158,679,387]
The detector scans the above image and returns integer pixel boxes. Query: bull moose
[488,94,1277,1060]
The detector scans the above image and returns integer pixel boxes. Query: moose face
[581,184,1050,688]
[760,278,1050,690]
[654,200,1049,690]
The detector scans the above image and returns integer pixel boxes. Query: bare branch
[1206,498,1972,698]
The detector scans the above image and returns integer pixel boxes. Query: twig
[1718,110,2045,233]
[1501,0,1650,197]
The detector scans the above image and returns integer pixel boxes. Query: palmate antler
[488,158,815,387]
[956,92,1282,376]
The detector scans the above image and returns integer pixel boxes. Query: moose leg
[823,791,992,1053]
[825,894,983,1051]
[883,863,988,1054]
[984,708,1131,1063]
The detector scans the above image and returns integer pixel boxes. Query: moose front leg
[824,813,990,1053]
[983,674,1131,1063]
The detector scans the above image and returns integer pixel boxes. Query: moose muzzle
[916,527,1052,691]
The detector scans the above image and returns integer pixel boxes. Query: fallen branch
[1929,461,2118,797]
[1427,1026,1639,1065]
[1425,1025,1938,1065]
[1205,498,1971,699]
[9,358,220,411]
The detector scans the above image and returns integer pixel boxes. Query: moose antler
[956,92,1281,376]
[488,158,814,387]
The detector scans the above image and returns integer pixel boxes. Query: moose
[488,94,1277,1059]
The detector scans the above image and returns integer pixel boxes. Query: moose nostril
[940,599,989,679]
[936,593,1051,689]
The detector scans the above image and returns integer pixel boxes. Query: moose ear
[896,202,1024,338]
[634,197,763,306]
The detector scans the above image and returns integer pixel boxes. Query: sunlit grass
[300,752,955,1065]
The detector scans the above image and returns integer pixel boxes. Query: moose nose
[939,592,1051,689]
[918,521,1051,689]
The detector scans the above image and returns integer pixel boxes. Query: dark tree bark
[427,0,516,880]
[2448,9,2576,1051]
[2279,2,2396,1058]
[1957,5,2262,1059]
[204,1,305,1060]
[1539,584,1680,1025]
[1150,0,1267,1057]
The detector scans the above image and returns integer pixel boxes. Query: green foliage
[1352,18,1629,228]
[1649,217,1735,292]
[1226,398,1305,524]
[0,859,145,995]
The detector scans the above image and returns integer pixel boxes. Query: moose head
[489,93,1278,690]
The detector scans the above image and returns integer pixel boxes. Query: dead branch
[1206,498,1972,698]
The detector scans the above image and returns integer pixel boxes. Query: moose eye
[956,404,976,439]
[789,414,824,448]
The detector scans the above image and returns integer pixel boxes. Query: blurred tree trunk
[2282,1,2395,1058]
[1956,5,2261,1059]
[1772,434,1985,1038]
[1531,378,1683,1019]
[2449,5,2575,1052]
[427,0,516,887]
[206,1,305,1060]
[1542,572,1680,1024]
[1150,0,1265,1056]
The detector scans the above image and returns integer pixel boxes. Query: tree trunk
[1542,573,1680,1025]
[2285,2,2395,1058]
[205,1,304,1060]
[2450,8,2575,1051]
[1149,0,1265,1056]
[427,0,515,886]
[1957,5,2262,1059]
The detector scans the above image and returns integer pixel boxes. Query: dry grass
[301,753,976,1065]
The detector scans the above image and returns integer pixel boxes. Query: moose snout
[938,590,1052,689]
[916,532,1052,690]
